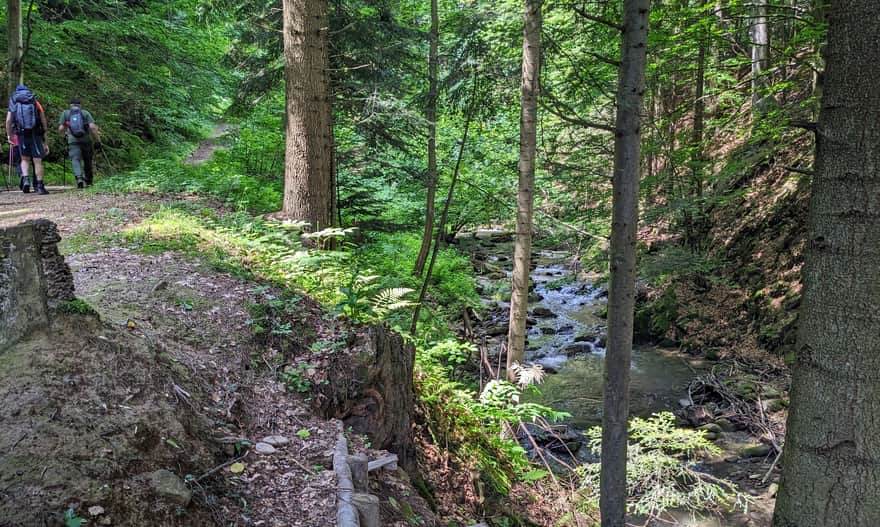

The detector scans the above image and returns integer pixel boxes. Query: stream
[519,249,699,429]
[459,231,777,526]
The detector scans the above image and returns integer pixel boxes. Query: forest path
[0,186,345,525]
[186,122,237,165]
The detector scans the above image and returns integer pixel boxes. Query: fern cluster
[577,412,747,520]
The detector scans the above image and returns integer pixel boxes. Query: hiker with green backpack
[58,97,100,189]
[6,84,50,194]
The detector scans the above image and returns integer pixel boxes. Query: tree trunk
[750,0,770,117]
[506,0,541,381]
[410,73,477,335]
[686,7,707,248]
[600,1,649,525]
[7,0,22,96]
[810,0,828,119]
[772,2,880,525]
[282,0,333,232]
[413,0,439,277]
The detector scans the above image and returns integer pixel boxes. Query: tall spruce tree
[600,0,650,525]
[282,0,334,231]
[772,1,880,525]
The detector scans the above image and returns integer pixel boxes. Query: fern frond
[510,362,546,389]
[371,287,415,315]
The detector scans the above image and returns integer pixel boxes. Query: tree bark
[506,0,541,381]
[772,2,880,526]
[686,4,707,248]
[600,1,649,525]
[7,0,22,96]
[809,0,828,119]
[413,0,439,277]
[282,0,333,232]
[750,0,770,117]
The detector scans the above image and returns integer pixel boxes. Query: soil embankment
[0,187,432,526]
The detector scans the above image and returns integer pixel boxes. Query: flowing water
[512,250,699,427]
[465,238,775,526]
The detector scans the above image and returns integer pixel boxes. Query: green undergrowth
[0,0,230,170]
[416,339,569,495]
[115,194,560,498]
[577,412,748,520]
[95,156,282,213]
[56,299,98,316]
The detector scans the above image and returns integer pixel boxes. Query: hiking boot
[36,181,49,195]
[21,176,30,193]
[77,179,85,189]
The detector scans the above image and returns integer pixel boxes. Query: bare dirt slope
[0,189,339,525]
[1,181,435,526]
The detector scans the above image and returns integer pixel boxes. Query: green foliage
[634,286,679,341]
[1,0,231,168]
[640,246,724,286]
[577,413,746,520]
[333,273,415,321]
[415,339,567,495]
[63,508,84,527]
[96,155,282,213]
[246,289,305,340]
[279,363,315,393]
[56,299,98,316]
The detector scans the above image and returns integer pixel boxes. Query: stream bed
[459,232,777,526]
[518,250,700,428]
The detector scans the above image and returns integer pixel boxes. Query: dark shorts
[17,131,45,159]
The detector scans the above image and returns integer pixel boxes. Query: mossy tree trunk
[506,0,541,380]
[600,1,649,525]
[282,0,333,232]
[772,2,880,525]
[7,0,22,96]
[413,0,440,277]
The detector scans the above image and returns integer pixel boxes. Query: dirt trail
[0,188,346,525]
[0,121,437,525]
[0,126,401,526]
[186,123,236,165]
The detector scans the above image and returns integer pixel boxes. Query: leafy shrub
[577,413,747,520]
[416,339,567,495]
[640,246,724,286]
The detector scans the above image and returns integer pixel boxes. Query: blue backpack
[10,89,37,132]
[68,108,88,138]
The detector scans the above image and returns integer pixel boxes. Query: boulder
[697,423,723,434]
[531,307,557,318]
[486,324,509,337]
[146,470,191,507]
[741,444,772,458]
[562,342,593,356]
[714,418,737,432]
[557,325,575,335]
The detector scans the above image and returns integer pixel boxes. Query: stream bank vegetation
[98,146,749,523]
[2,0,847,522]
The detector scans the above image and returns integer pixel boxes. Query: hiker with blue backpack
[58,97,100,189]
[5,84,49,194]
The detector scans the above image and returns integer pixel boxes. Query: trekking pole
[5,142,12,191]
[63,150,67,188]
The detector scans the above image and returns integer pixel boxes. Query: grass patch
[56,299,98,316]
